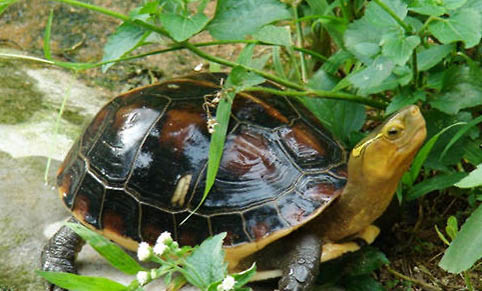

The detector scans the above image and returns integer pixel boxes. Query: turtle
[41,72,426,290]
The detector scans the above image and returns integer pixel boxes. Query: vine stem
[373,0,412,33]
[385,266,442,291]
[51,0,385,108]
[243,86,386,109]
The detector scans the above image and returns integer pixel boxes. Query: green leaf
[344,17,384,63]
[233,263,257,288]
[0,0,18,15]
[445,216,458,241]
[408,0,446,16]
[183,233,227,288]
[348,57,394,91]
[439,204,482,273]
[365,0,408,28]
[416,44,455,71]
[386,90,425,116]
[304,69,365,146]
[36,271,126,291]
[160,12,209,42]
[252,25,292,46]
[321,49,353,75]
[405,172,467,200]
[430,65,482,114]
[463,139,482,165]
[101,22,149,72]
[405,122,466,185]
[440,116,482,159]
[428,9,481,48]
[381,34,420,66]
[207,0,290,40]
[344,247,390,276]
[66,223,144,275]
[455,164,482,188]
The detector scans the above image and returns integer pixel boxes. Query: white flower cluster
[136,271,150,286]
[218,275,236,291]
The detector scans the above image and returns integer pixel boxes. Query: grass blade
[66,222,144,275]
[440,116,482,160]
[36,271,127,291]
[43,9,54,60]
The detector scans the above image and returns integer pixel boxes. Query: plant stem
[412,50,419,88]
[373,0,412,33]
[463,271,473,291]
[243,86,386,109]
[51,0,170,37]
[386,266,442,291]
[183,41,306,91]
[292,3,307,82]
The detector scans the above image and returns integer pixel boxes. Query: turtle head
[349,105,426,184]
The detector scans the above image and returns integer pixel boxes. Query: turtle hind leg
[278,230,322,291]
[41,217,85,291]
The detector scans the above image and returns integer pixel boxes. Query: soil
[0,1,479,291]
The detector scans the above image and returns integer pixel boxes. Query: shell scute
[243,203,288,240]
[101,189,140,242]
[73,172,104,229]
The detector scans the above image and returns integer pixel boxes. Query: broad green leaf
[0,0,18,15]
[443,0,469,10]
[252,25,292,46]
[406,172,467,200]
[440,116,482,159]
[101,22,149,72]
[428,9,481,48]
[408,0,446,16]
[66,223,144,275]
[386,90,425,116]
[455,164,482,188]
[365,0,407,28]
[183,233,227,288]
[416,44,455,71]
[160,12,209,42]
[304,69,365,146]
[381,33,420,66]
[36,271,126,291]
[430,65,482,114]
[405,122,465,185]
[348,57,394,91]
[439,204,482,273]
[344,17,384,63]
[464,139,482,165]
[207,0,290,40]
[446,216,458,241]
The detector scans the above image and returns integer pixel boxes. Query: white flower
[137,242,152,261]
[218,275,236,291]
[153,242,167,256]
[137,271,150,286]
[156,231,172,245]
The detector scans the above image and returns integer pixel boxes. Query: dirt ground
[0,1,479,290]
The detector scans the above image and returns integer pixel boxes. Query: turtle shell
[57,73,347,255]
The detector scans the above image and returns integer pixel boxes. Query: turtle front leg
[41,217,85,291]
[321,224,380,262]
[278,230,322,291]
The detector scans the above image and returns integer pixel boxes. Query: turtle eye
[385,126,403,139]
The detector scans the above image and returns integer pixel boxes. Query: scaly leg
[40,217,85,291]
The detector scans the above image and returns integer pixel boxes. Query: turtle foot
[278,231,321,291]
